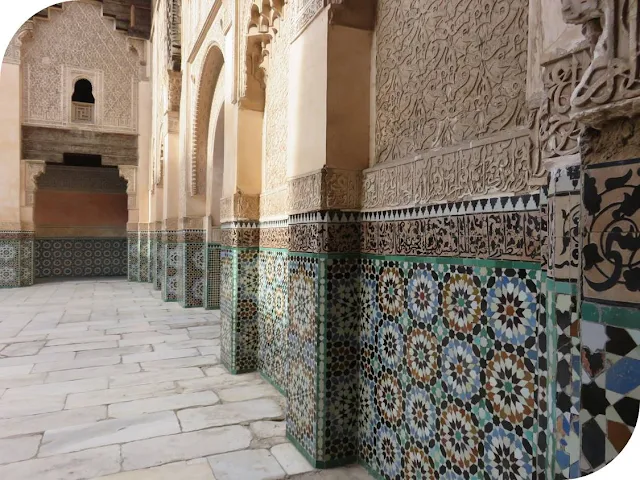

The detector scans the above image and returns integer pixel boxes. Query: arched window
[72,79,95,104]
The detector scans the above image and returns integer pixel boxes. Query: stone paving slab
[0,279,370,479]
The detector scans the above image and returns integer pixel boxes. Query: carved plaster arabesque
[561,0,640,124]
[260,187,289,220]
[239,0,286,112]
[362,131,534,211]
[288,167,362,215]
[538,47,591,163]
[375,0,529,166]
[21,2,140,134]
[118,165,138,210]
[168,69,182,112]
[3,19,34,65]
[220,192,260,223]
[23,160,46,207]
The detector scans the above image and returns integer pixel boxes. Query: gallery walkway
[0,278,370,480]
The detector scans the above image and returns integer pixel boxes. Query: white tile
[270,443,314,475]
[122,425,252,470]
[0,445,121,480]
[2,378,108,401]
[45,364,140,383]
[178,398,284,431]
[140,355,219,371]
[32,355,121,373]
[122,348,198,364]
[0,352,76,368]
[66,381,178,409]
[45,335,120,346]
[217,383,280,402]
[39,341,119,354]
[208,449,285,480]
[0,373,45,389]
[0,435,41,464]
[109,367,204,388]
[250,421,286,439]
[75,345,153,360]
[0,395,66,419]
[1,342,45,357]
[0,406,106,438]
[119,334,189,347]
[39,411,181,456]
[109,391,219,418]
[94,462,216,480]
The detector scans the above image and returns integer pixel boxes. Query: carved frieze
[168,70,182,112]
[3,19,34,65]
[561,0,640,124]
[362,132,534,211]
[38,165,127,194]
[374,0,529,165]
[23,160,46,207]
[260,187,289,219]
[288,167,362,215]
[220,192,261,223]
[118,165,138,209]
[539,48,591,161]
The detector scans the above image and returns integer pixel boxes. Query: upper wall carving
[374,0,529,165]
[21,2,140,134]
[560,0,640,125]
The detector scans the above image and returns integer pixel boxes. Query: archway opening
[211,102,225,226]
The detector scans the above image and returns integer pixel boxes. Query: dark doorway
[62,153,102,168]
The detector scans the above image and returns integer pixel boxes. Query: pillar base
[204,242,221,309]
[0,230,34,288]
[178,230,206,308]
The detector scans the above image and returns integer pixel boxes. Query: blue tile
[606,357,640,395]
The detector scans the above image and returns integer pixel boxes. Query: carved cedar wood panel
[21,2,139,132]
[374,0,529,164]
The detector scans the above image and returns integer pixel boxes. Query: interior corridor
[0,278,370,480]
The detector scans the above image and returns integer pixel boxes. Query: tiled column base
[286,213,361,468]
[257,248,289,393]
[127,231,139,282]
[154,232,163,291]
[0,231,35,288]
[220,242,259,374]
[139,230,150,283]
[178,230,206,308]
[161,231,179,302]
[149,232,158,287]
[286,253,360,468]
[204,243,221,310]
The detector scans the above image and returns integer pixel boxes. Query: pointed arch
[191,43,224,197]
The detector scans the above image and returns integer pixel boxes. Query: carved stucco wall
[21,1,140,133]
[374,0,529,165]
[263,5,290,193]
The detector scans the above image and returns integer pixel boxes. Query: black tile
[606,326,638,357]
[613,396,640,427]
[582,417,606,469]
[582,382,609,417]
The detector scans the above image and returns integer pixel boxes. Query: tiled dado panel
[579,157,640,476]
[161,231,179,302]
[127,231,139,282]
[154,233,164,291]
[204,243,221,310]
[258,249,289,394]
[0,232,35,288]
[178,230,206,308]
[358,256,545,480]
[139,231,150,283]
[220,247,259,374]
[35,238,127,278]
[149,232,159,289]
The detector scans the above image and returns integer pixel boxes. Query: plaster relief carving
[260,187,289,219]
[168,70,182,112]
[192,47,224,196]
[291,0,323,37]
[239,0,286,111]
[362,133,533,211]
[118,165,138,209]
[220,192,260,223]
[375,0,529,165]
[21,2,140,133]
[23,160,46,207]
[3,19,34,65]
[539,48,591,160]
[561,0,640,123]
[288,168,362,215]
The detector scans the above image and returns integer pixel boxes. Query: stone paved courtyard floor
[0,278,371,480]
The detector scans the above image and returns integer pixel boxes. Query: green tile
[582,301,640,329]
